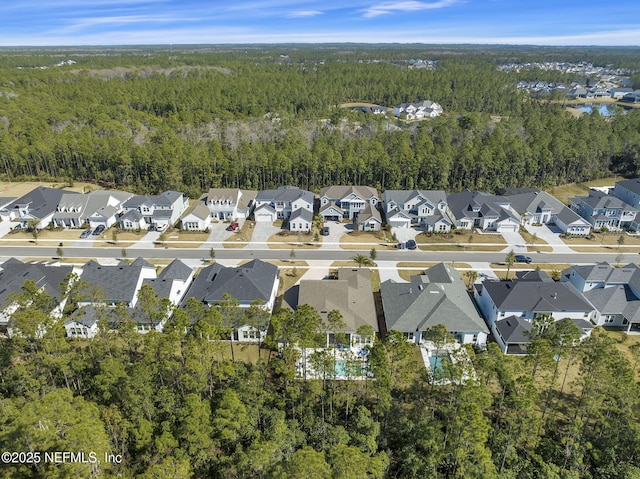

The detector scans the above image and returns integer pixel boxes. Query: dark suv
[515,255,532,263]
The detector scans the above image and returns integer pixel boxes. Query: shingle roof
[381,263,488,334]
[357,204,381,223]
[616,178,640,195]
[79,258,155,304]
[481,280,594,313]
[495,315,532,343]
[0,258,73,309]
[320,185,379,201]
[584,285,640,322]
[181,259,278,306]
[5,186,78,221]
[290,208,313,223]
[298,268,378,333]
[256,186,313,205]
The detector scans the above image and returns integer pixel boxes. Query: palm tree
[352,254,373,268]
[505,250,516,280]
[464,270,478,290]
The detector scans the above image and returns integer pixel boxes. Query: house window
[623,319,629,325]
[604,316,614,323]
[243,329,260,340]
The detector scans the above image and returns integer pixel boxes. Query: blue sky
[1,0,639,46]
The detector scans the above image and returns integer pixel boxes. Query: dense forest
[1,45,640,199]
[1,280,640,478]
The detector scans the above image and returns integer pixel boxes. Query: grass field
[267,232,320,249]
[546,177,620,205]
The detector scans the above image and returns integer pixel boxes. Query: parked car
[406,239,417,250]
[92,225,105,235]
[515,254,532,264]
[155,224,167,232]
[80,228,92,238]
[321,226,330,236]
[226,222,239,231]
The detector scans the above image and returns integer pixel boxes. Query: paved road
[2,244,638,265]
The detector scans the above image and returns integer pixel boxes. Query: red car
[226,222,239,231]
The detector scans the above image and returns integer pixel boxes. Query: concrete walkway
[500,230,528,253]
[525,224,574,253]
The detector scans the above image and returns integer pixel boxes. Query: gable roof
[4,186,78,220]
[320,185,379,201]
[290,207,313,223]
[256,186,314,205]
[584,285,640,322]
[79,258,155,305]
[298,268,378,333]
[571,190,636,211]
[183,202,211,220]
[357,204,381,224]
[181,259,278,306]
[383,189,448,208]
[381,263,488,334]
[481,280,594,313]
[616,178,640,195]
[563,262,640,285]
[319,202,345,215]
[495,315,532,343]
[447,189,519,223]
[123,190,183,209]
[0,258,73,309]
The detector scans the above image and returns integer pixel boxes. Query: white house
[53,190,133,229]
[393,100,443,120]
[319,185,379,220]
[447,190,521,232]
[206,188,256,220]
[120,190,188,230]
[254,186,314,222]
[289,208,313,232]
[181,202,212,231]
[382,190,453,232]
[0,186,77,229]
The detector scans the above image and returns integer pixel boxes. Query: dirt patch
[0,181,97,198]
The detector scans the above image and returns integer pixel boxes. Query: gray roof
[298,268,378,333]
[256,186,313,205]
[183,202,210,220]
[515,270,553,282]
[383,189,447,208]
[206,188,257,210]
[120,209,144,222]
[79,258,155,305]
[319,202,345,215]
[290,207,313,223]
[357,204,381,223]
[447,189,519,223]
[571,190,636,211]
[181,259,278,306]
[381,263,488,334]
[495,315,532,344]
[123,190,183,209]
[320,185,379,201]
[4,186,78,221]
[481,280,594,314]
[584,285,640,322]
[142,260,193,300]
[563,262,639,284]
[616,178,640,195]
[0,258,73,310]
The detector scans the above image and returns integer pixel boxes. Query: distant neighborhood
[2,176,640,375]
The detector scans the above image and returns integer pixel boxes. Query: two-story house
[446,190,521,232]
[562,262,640,333]
[53,190,133,229]
[392,100,443,120]
[569,190,638,231]
[180,259,279,342]
[120,190,189,230]
[254,186,314,225]
[382,190,453,232]
[612,178,640,230]
[206,188,257,221]
[319,185,379,221]
[0,186,78,229]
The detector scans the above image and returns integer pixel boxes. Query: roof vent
[552,293,558,299]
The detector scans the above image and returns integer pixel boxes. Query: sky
[0,0,639,46]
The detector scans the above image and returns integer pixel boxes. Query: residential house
[120,190,188,230]
[254,186,314,225]
[298,268,379,347]
[474,271,597,330]
[0,186,78,229]
[562,262,640,332]
[393,100,443,120]
[119,209,147,231]
[181,202,212,231]
[66,259,194,337]
[355,204,382,232]
[319,185,379,221]
[318,202,345,223]
[53,190,133,229]
[205,188,257,220]
[382,190,453,232]
[180,259,279,341]
[612,178,640,230]
[381,263,489,346]
[77,258,157,309]
[289,208,313,232]
[496,188,592,235]
[621,91,640,103]
[610,87,633,99]
[446,190,521,232]
[569,190,638,231]
[0,258,75,336]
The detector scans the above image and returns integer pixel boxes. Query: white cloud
[362,0,459,18]
[287,10,323,18]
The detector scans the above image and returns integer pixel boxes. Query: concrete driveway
[251,221,282,250]
[500,230,528,253]
[377,260,407,283]
[392,226,420,243]
[320,221,349,250]
[204,221,240,243]
[0,220,15,239]
[525,224,574,253]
